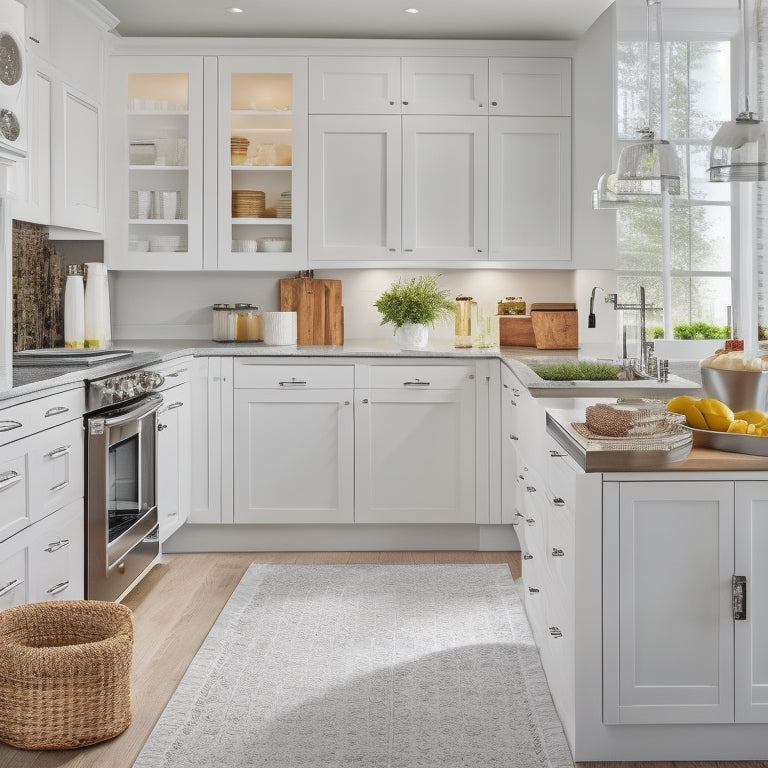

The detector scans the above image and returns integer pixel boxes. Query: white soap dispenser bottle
[63,264,85,348]
[84,262,112,348]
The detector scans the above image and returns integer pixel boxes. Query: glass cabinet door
[216,57,307,271]
[106,57,204,270]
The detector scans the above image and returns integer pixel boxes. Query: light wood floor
[0,551,764,768]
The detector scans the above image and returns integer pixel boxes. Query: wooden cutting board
[499,316,536,347]
[279,278,344,346]
[530,302,578,349]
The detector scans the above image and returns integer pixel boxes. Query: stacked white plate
[150,235,187,252]
[257,237,291,253]
[231,239,258,252]
[128,240,150,252]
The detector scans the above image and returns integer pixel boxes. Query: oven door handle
[99,394,164,428]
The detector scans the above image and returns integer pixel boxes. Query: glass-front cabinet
[106,57,204,270]
[216,57,307,271]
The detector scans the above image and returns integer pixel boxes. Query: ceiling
[98,0,616,41]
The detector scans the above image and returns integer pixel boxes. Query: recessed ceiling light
[226,7,244,13]
[404,8,420,13]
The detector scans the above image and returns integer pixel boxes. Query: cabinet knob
[549,626,563,638]
[389,100,396,105]
[551,547,565,557]
[157,423,168,431]
[491,100,498,106]
[402,101,409,105]
[361,398,369,404]
[526,485,536,493]
[509,434,519,441]
[552,497,565,507]
[523,552,533,560]
[549,449,568,458]
[525,518,535,526]
[478,103,484,108]
[515,511,524,518]
[528,586,540,593]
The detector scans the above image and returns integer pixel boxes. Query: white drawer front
[28,420,84,523]
[0,538,28,610]
[0,387,85,447]
[234,362,354,389]
[0,450,29,543]
[368,364,473,389]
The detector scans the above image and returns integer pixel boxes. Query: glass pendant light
[708,0,768,182]
[613,0,681,195]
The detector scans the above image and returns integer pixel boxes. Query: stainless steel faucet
[587,286,603,328]
[606,286,657,374]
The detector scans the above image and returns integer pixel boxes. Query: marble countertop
[4,339,703,405]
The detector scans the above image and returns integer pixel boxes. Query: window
[615,28,734,341]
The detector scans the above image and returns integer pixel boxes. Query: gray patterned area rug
[133,564,573,768]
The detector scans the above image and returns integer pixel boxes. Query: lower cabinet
[232,362,355,524]
[355,363,476,523]
[603,479,768,726]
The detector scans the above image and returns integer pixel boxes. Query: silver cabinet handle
[343,401,350,406]
[0,470,22,491]
[45,538,70,553]
[167,401,184,410]
[517,474,524,481]
[157,424,168,431]
[50,480,69,492]
[733,575,747,621]
[0,420,22,432]
[525,518,535,525]
[549,626,563,638]
[552,497,565,507]
[523,552,533,560]
[526,485,536,493]
[514,511,524,518]
[279,379,307,386]
[528,586,539,593]
[549,449,568,458]
[403,379,430,387]
[44,406,70,417]
[552,548,565,557]
[491,100,498,106]
[361,398,369,404]
[0,578,23,597]
[509,434,519,441]
[46,581,70,596]
[45,445,71,460]
[164,368,188,377]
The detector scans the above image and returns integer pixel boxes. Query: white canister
[261,311,297,345]
[63,265,85,348]
[84,262,112,348]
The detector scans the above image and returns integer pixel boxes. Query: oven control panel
[87,370,165,409]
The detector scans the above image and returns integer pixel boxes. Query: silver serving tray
[688,427,768,457]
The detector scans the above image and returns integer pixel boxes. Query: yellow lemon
[733,409,768,425]
[666,395,699,415]
[698,398,735,421]
[727,420,749,434]
[748,423,757,435]
[704,412,734,432]
[684,404,708,430]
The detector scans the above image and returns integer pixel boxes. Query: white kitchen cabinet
[309,56,487,115]
[309,56,401,114]
[308,115,401,261]
[310,114,487,264]
[27,496,84,602]
[489,58,571,116]
[190,356,232,525]
[216,56,307,271]
[232,362,354,524]
[500,364,522,525]
[355,363,476,524]
[0,531,28,610]
[106,56,204,269]
[488,116,571,264]
[603,479,768,725]
[155,379,191,543]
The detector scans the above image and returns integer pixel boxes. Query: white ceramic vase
[394,323,429,350]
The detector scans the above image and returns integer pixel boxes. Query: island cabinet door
[734,482,768,723]
[603,480,735,724]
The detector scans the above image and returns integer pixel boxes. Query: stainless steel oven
[85,370,164,602]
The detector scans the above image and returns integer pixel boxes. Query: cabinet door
[489,58,571,116]
[401,57,488,114]
[735,482,768,722]
[309,115,402,262]
[28,497,84,603]
[233,388,354,524]
[355,372,476,524]
[51,83,102,233]
[500,365,522,525]
[0,530,29,610]
[603,481,735,724]
[156,381,191,542]
[217,56,307,271]
[106,56,204,270]
[309,56,401,114]
[402,115,488,261]
[489,116,571,264]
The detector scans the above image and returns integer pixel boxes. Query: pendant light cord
[742,0,751,116]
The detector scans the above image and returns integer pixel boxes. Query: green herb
[374,275,455,328]
[530,361,622,381]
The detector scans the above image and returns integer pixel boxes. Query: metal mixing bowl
[700,366,768,412]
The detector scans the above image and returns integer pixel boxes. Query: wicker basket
[0,600,134,750]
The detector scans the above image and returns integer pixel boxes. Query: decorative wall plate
[0,108,19,141]
[0,32,21,86]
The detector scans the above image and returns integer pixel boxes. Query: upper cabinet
[215,56,307,271]
[489,58,571,116]
[105,56,204,270]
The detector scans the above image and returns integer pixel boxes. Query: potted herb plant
[374,275,455,349]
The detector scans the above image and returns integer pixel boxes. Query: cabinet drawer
[0,387,84,447]
[0,449,29,543]
[234,362,354,389]
[28,419,84,523]
[150,357,193,389]
[0,537,28,610]
[368,365,472,389]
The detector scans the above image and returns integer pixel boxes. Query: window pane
[688,41,731,138]
[617,41,649,140]
[670,205,731,271]
[617,207,663,272]
[670,276,731,328]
